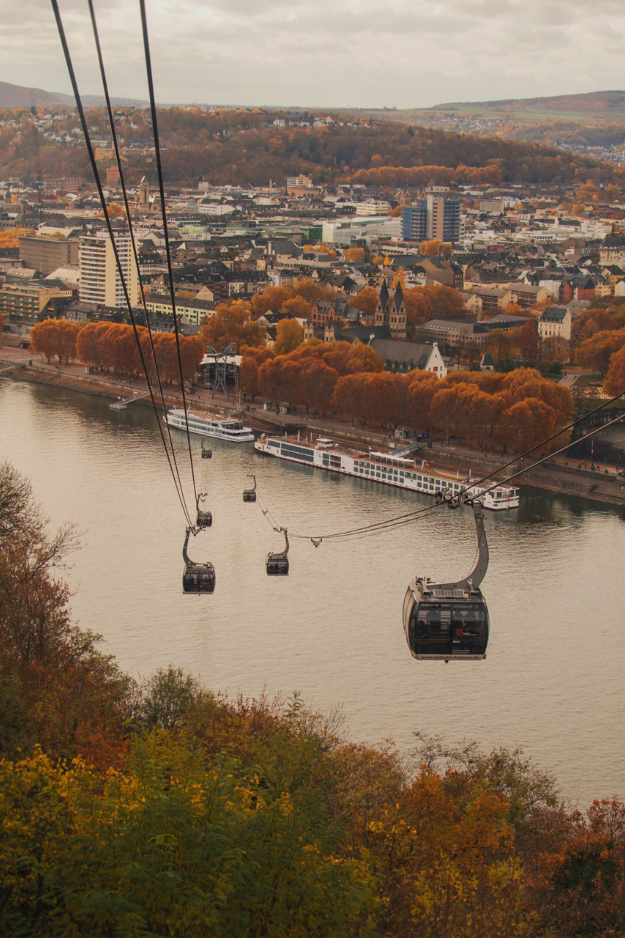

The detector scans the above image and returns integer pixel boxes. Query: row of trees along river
[29,314,574,453]
[1,460,625,937]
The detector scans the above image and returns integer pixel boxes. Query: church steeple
[375,281,390,326]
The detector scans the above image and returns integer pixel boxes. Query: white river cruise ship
[166,408,255,443]
[255,434,519,510]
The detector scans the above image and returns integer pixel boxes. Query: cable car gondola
[403,500,489,662]
[243,474,257,503]
[196,493,212,529]
[201,439,212,459]
[266,527,289,576]
[182,527,215,593]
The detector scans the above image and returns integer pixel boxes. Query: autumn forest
[2,106,623,187]
[1,461,625,938]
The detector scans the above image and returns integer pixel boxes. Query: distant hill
[327,92,625,153]
[0,79,146,110]
[429,91,625,122]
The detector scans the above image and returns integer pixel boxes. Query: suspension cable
[139,0,198,507]
[50,0,193,527]
[85,0,191,521]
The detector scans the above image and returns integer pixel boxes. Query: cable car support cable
[50,0,193,527]
[139,0,199,507]
[85,0,190,525]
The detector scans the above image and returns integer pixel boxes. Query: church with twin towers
[375,281,407,339]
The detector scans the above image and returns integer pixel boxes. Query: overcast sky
[2,0,624,109]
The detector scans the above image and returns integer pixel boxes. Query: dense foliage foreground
[1,463,624,937]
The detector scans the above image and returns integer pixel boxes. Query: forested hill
[1,105,622,186]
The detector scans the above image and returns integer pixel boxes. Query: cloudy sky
[2,0,624,109]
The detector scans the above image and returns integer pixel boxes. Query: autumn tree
[419,238,451,256]
[578,327,625,374]
[30,319,80,364]
[201,300,266,351]
[404,285,467,330]
[239,347,275,400]
[347,286,378,318]
[280,295,311,319]
[297,359,339,416]
[251,285,293,318]
[331,372,370,425]
[274,318,304,355]
[604,345,625,396]
[345,247,365,262]
[497,398,559,452]
[293,278,323,302]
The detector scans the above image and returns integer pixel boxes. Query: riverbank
[2,354,625,509]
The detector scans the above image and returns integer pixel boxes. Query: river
[2,379,624,805]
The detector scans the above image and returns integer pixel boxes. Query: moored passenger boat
[254,434,519,510]
[166,408,255,443]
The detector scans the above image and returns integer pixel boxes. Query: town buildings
[19,234,79,276]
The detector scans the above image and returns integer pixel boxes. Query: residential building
[479,199,505,215]
[370,338,447,377]
[355,200,389,216]
[538,307,572,341]
[79,232,139,307]
[145,294,215,326]
[19,235,79,276]
[416,319,491,349]
[0,279,73,326]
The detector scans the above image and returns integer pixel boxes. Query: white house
[538,306,572,341]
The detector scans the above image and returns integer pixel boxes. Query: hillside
[330,91,625,153]
[0,79,146,110]
[0,105,621,187]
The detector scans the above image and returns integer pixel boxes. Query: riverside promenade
[2,345,624,509]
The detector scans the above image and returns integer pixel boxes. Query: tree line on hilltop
[2,106,622,186]
[1,460,625,936]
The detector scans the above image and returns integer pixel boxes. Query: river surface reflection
[2,380,624,805]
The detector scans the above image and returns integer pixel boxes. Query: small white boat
[166,408,255,443]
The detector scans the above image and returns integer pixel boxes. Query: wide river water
[1,379,624,805]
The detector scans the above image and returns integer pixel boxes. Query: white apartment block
[79,232,139,307]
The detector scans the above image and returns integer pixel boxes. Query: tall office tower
[402,193,462,244]
[79,232,139,307]
[426,192,462,242]
[401,200,428,241]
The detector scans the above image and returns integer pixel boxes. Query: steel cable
[85,0,191,525]
[50,0,193,527]
[139,0,198,507]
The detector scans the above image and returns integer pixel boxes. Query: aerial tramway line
[51,0,215,594]
[52,0,625,646]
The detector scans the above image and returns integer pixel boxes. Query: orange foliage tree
[404,285,467,329]
[345,247,365,262]
[30,319,80,363]
[419,238,451,256]
[274,318,304,355]
[251,285,293,318]
[578,327,625,374]
[200,300,266,351]
[347,287,378,318]
[293,279,323,302]
[604,345,625,395]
